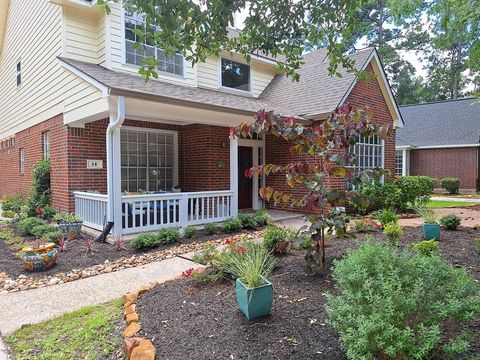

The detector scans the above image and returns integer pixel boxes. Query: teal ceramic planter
[423,222,440,240]
[236,276,273,320]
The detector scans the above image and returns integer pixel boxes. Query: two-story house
[0,0,402,236]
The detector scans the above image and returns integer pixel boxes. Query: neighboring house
[396,98,480,192]
[0,0,402,235]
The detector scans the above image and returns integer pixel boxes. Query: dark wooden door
[238,146,253,209]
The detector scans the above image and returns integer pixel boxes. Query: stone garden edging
[0,231,263,294]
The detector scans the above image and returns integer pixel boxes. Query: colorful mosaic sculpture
[21,242,58,271]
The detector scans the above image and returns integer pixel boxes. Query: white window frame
[120,126,178,193]
[19,148,25,174]
[218,57,253,94]
[121,8,185,78]
[238,137,265,210]
[349,134,384,172]
[395,150,403,176]
[43,131,50,158]
[16,59,21,87]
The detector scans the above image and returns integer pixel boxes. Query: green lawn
[7,300,123,360]
[426,200,475,208]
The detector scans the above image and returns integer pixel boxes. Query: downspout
[95,96,125,242]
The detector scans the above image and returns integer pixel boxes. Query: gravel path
[0,255,201,336]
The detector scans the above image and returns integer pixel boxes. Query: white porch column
[111,126,122,236]
[402,149,408,177]
[230,135,238,217]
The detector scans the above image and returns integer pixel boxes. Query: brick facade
[0,117,231,212]
[265,64,397,211]
[409,147,479,190]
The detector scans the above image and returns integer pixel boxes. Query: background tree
[230,106,390,274]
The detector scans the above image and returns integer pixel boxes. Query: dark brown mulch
[0,224,246,280]
[136,226,480,360]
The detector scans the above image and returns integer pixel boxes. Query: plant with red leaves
[83,237,94,255]
[112,234,127,251]
[230,106,391,274]
[57,236,67,252]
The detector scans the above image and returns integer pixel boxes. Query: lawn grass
[426,200,475,208]
[7,300,123,360]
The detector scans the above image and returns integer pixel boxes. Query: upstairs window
[43,132,50,158]
[221,58,251,92]
[124,10,184,76]
[16,60,21,86]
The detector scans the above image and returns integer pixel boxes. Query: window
[221,58,250,92]
[124,10,183,76]
[395,150,403,176]
[16,60,21,86]
[42,132,50,158]
[349,134,384,172]
[121,128,176,192]
[19,148,25,174]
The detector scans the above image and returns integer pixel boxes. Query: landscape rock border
[122,283,158,360]
[0,231,263,294]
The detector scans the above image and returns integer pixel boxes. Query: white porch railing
[73,192,108,231]
[74,190,234,235]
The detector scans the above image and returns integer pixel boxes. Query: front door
[238,146,253,209]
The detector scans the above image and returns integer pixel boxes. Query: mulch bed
[0,223,247,280]
[136,226,480,360]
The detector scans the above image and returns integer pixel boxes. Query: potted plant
[20,241,58,271]
[232,244,276,320]
[53,212,83,239]
[414,207,440,240]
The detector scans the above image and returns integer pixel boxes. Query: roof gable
[397,98,480,147]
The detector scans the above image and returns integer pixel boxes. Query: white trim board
[396,144,480,150]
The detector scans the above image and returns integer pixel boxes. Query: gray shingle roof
[397,98,480,147]
[59,47,375,118]
[259,48,375,116]
[59,57,280,115]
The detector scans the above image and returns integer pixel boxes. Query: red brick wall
[410,147,479,190]
[0,118,232,212]
[265,63,397,211]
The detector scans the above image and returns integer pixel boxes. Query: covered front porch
[70,96,266,235]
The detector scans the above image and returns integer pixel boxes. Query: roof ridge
[399,97,477,108]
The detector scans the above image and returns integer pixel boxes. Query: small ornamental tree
[230,105,390,274]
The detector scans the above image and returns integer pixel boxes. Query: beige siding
[197,52,277,97]
[0,0,103,139]
[63,6,104,63]
[107,2,196,86]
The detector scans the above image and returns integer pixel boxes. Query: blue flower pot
[423,222,440,240]
[235,276,273,320]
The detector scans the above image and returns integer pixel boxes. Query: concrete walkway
[0,255,200,336]
[431,196,480,203]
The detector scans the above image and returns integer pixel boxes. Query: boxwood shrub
[440,214,461,230]
[31,224,57,238]
[327,239,480,359]
[221,218,242,233]
[17,217,46,235]
[440,178,461,194]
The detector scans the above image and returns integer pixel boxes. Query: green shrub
[440,214,461,230]
[157,227,179,244]
[203,223,217,236]
[130,233,161,250]
[31,224,57,238]
[352,219,375,233]
[26,158,51,217]
[1,195,26,215]
[41,230,65,244]
[237,213,258,229]
[182,226,197,239]
[383,222,403,246]
[373,209,398,228]
[221,218,242,233]
[440,178,461,194]
[2,210,15,218]
[192,241,219,265]
[41,205,56,220]
[327,239,480,360]
[253,210,269,226]
[413,240,439,256]
[53,212,81,224]
[262,225,291,253]
[17,217,46,235]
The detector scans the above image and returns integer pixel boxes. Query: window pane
[221,58,250,91]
